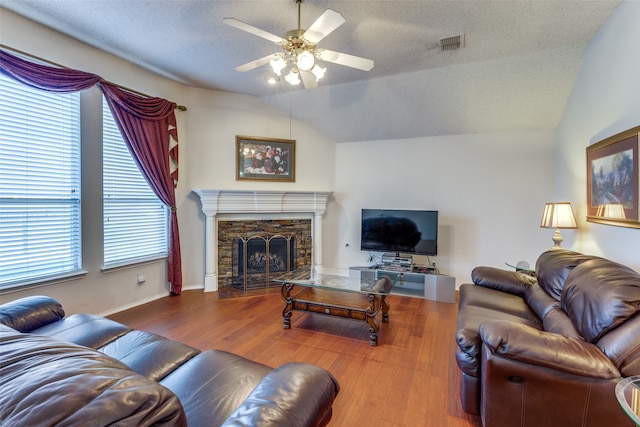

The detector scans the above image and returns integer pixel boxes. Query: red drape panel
[100,83,182,294]
[0,50,101,91]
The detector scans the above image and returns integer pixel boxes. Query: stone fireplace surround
[193,190,332,292]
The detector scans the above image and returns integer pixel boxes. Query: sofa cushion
[32,313,131,349]
[160,349,272,427]
[596,311,640,375]
[460,283,541,325]
[99,330,201,381]
[562,257,640,343]
[535,249,598,301]
[0,324,186,426]
[456,291,542,377]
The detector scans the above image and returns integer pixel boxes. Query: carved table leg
[381,295,390,323]
[366,294,382,346]
[281,283,293,329]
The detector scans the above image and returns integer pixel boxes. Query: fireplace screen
[236,234,295,289]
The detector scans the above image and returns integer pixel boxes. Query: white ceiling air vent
[439,34,465,51]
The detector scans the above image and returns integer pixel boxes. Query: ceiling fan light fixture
[311,64,326,81]
[224,0,373,90]
[270,56,287,75]
[285,69,301,85]
[296,50,315,71]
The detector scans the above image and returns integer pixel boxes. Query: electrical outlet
[137,273,146,285]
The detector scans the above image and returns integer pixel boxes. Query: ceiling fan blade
[222,18,283,44]
[303,9,345,45]
[235,54,280,72]
[318,49,374,71]
[299,70,318,90]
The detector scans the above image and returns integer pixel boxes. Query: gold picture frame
[586,126,640,229]
[236,135,295,182]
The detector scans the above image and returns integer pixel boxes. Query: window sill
[101,255,167,273]
[0,270,89,294]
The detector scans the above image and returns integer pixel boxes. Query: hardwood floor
[108,289,482,427]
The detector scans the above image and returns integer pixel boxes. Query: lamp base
[550,228,564,250]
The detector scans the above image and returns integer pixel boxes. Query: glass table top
[271,267,399,296]
[616,376,640,425]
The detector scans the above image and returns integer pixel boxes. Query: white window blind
[0,72,82,288]
[102,100,168,267]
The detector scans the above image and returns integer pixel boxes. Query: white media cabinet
[349,266,456,303]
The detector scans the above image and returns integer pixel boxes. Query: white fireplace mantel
[193,189,332,292]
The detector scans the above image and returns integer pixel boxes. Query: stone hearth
[193,190,332,292]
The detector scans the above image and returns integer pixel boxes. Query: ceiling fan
[223,0,374,89]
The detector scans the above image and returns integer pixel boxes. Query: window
[0,72,82,288]
[102,100,168,267]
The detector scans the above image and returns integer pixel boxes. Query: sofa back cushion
[535,249,598,301]
[0,295,64,332]
[525,281,560,320]
[0,325,186,426]
[562,258,640,343]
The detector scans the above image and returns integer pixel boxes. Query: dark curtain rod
[0,44,187,111]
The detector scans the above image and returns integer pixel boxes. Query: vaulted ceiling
[1,0,622,142]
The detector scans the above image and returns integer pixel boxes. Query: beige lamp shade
[540,202,577,249]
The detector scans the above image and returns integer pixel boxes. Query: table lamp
[540,202,577,249]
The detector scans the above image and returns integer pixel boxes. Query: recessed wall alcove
[193,190,332,292]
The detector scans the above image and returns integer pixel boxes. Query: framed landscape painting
[236,135,295,182]
[586,126,640,228]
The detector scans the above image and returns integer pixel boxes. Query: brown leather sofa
[0,295,340,426]
[456,249,640,427]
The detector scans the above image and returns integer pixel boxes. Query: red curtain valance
[0,50,101,92]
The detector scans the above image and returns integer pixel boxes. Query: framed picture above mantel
[236,135,296,182]
[586,126,640,229]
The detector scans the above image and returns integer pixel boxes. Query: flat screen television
[361,209,438,256]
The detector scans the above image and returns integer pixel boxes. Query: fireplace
[234,234,296,290]
[193,190,332,292]
[238,235,295,275]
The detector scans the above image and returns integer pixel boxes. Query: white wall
[556,0,640,271]
[323,130,557,286]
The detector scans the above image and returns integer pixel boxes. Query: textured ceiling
[0,0,622,142]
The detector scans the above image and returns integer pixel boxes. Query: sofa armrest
[220,362,340,427]
[0,296,65,332]
[479,320,619,379]
[471,266,537,297]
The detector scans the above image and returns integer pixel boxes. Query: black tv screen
[361,209,438,256]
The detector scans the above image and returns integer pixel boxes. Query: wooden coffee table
[272,269,397,346]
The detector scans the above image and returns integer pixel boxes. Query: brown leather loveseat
[456,249,640,426]
[0,295,340,426]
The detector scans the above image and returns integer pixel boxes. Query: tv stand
[349,266,455,303]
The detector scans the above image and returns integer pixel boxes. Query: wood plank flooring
[108,289,482,427]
